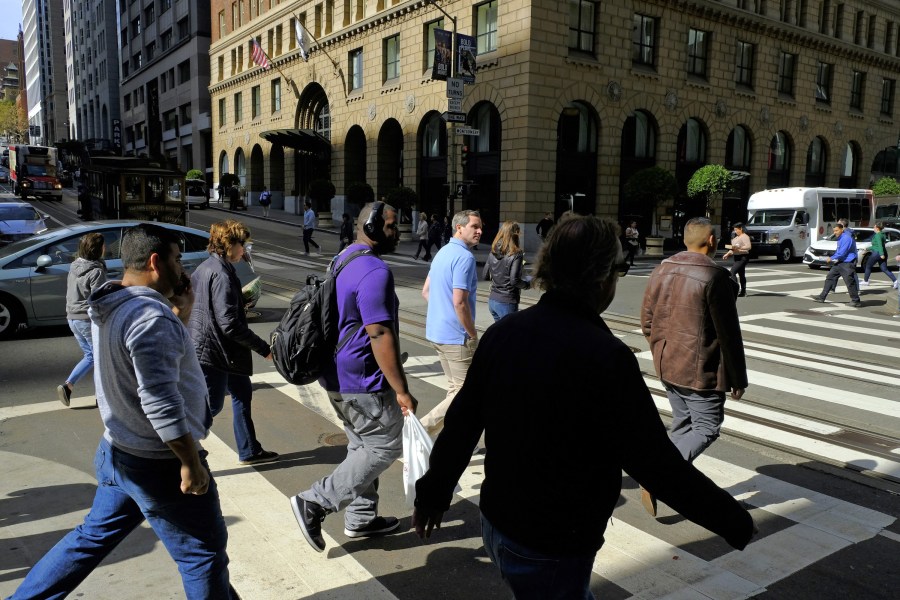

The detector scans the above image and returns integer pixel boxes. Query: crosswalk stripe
[772,314,900,338]
[748,275,825,287]
[743,347,900,387]
[740,322,900,358]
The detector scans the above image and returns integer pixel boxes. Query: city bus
[8,145,63,200]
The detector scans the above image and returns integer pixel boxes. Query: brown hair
[533,216,620,296]
[77,232,105,261]
[491,221,523,256]
[207,220,250,256]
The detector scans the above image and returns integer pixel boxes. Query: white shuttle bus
[744,187,873,262]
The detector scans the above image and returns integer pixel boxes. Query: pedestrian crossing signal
[461,145,469,170]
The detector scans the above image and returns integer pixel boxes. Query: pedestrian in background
[189,220,279,466]
[442,215,452,245]
[77,183,92,220]
[723,222,752,297]
[535,212,554,241]
[861,223,896,288]
[228,185,241,211]
[258,186,272,218]
[10,224,233,599]
[811,222,862,307]
[420,210,482,436]
[640,216,748,517]
[414,211,430,260]
[426,213,443,260]
[302,200,321,255]
[483,221,530,322]
[413,216,756,599]
[623,220,640,266]
[338,212,354,252]
[291,202,417,552]
[58,232,107,407]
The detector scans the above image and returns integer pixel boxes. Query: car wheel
[777,243,793,263]
[0,294,25,339]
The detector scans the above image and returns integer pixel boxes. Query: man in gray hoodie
[9,224,232,599]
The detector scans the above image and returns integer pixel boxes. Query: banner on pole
[456,33,477,84]
[431,29,452,81]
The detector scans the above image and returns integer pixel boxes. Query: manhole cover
[321,433,348,446]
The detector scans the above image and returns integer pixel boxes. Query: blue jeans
[66,319,94,386]
[203,364,262,461]
[488,299,518,322]
[665,383,725,462]
[302,389,403,530]
[863,252,896,283]
[481,514,596,600]
[9,439,230,600]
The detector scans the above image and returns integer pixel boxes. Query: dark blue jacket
[188,254,270,375]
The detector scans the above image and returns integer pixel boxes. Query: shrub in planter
[873,176,900,197]
[386,186,419,223]
[186,169,204,181]
[307,179,336,211]
[346,181,375,214]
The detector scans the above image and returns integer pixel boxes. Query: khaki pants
[419,339,478,434]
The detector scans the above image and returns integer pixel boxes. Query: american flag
[250,38,270,70]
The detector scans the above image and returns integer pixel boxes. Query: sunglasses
[617,262,630,278]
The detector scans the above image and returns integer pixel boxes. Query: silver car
[0,221,261,338]
[802,227,900,269]
[0,202,49,246]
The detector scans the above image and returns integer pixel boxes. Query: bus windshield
[748,210,796,226]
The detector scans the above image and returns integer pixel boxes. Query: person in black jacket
[426,213,443,260]
[338,212,354,251]
[413,216,755,599]
[482,221,531,321]
[188,220,278,465]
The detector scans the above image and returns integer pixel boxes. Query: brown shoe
[640,487,657,517]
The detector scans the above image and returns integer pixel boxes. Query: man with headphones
[291,202,418,553]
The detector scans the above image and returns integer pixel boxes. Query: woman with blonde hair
[188,220,279,465]
[58,232,107,406]
[482,221,531,321]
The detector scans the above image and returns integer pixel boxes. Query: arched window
[678,118,706,163]
[767,131,792,188]
[234,148,246,186]
[315,104,330,141]
[422,114,445,157]
[726,125,751,170]
[839,141,860,188]
[805,136,827,187]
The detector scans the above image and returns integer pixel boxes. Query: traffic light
[461,145,469,170]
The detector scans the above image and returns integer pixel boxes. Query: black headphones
[363,201,386,241]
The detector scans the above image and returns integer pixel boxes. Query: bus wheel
[777,243,794,263]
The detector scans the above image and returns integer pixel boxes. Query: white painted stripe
[252,251,326,269]
[880,530,900,543]
[770,314,900,339]
[827,312,900,327]
[746,275,825,287]
[740,323,900,359]
[743,347,900,387]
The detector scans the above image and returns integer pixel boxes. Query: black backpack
[270,248,372,385]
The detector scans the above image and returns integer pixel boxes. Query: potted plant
[872,176,900,197]
[687,164,734,220]
[346,181,375,216]
[307,179,335,212]
[386,186,419,224]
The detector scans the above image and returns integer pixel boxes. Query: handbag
[402,413,433,508]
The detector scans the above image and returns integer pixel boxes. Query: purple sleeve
[355,267,395,326]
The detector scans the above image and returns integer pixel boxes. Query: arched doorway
[270,145,285,207]
[805,137,827,187]
[344,125,367,192]
[767,131,792,188]
[417,111,447,219]
[295,83,332,201]
[464,102,501,241]
[619,109,658,236]
[377,119,403,200]
[723,125,753,234]
[839,141,861,188]
[249,144,265,205]
[234,148,246,187]
[676,117,709,223]
[554,101,598,218]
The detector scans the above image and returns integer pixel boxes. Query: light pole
[426,0,459,216]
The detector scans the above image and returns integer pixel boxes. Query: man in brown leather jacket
[639,217,748,516]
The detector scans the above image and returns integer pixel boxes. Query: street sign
[455,126,480,136]
[448,97,462,112]
[446,77,464,99]
[442,111,467,123]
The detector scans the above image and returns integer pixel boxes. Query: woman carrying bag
[482,221,531,322]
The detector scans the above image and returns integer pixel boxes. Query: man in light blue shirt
[421,209,483,434]
[812,222,861,307]
[303,200,321,255]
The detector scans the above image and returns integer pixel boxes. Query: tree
[307,179,336,211]
[872,176,900,196]
[687,164,734,218]
[186,169,204,180]
[622,166,677,234]
[386,186,419,223]
[219,173,240,189]
[0,98,26,141]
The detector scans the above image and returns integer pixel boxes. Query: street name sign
[455,126,480,136]
[442,111,467,123]
[446,77,464,99]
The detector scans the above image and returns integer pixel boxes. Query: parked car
[0,221,261,338]
[802,227,900,269]
[0,202,49,246]
[185,179,210,209]
[0,168,9,184]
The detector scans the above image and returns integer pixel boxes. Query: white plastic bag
[402,413,433,508]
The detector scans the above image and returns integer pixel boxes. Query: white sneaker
[860,280,869,286]
[893,280,899,289]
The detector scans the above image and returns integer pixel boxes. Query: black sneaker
[810,295,826,303]
[344,516,400,538]
[239,450,279,465]
[57,384,71,407]
[848,301,862,307]
[291,495,327,552]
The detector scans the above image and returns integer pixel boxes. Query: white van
[745,187,873,262]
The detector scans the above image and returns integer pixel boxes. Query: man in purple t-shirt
[291,202,418,553]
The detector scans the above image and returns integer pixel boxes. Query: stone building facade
[209,0,900,242]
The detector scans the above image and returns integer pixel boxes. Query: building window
[132,51,142,70]
[475,1,497,54]
[237,45,244,72]
[882,78,896,117]
[568,0,596,54]
[632,14,656,67]
[219,11,227,37]
[163,109,177,130]
[232,2,239,30]
[251,85,261,119]
[231,49,237,75]
[145,5,155,25]
[178,59,190,84]
[161,0,171,13]
[234,92,243,122]
[867,15,876,49]
[349,48,363,92]
[777,52,795,96]
[850,71,865,110]
[819,0,831,34]
[161,29,172,50]
[815,61,832,104]
[384,35,400,81]
[124,94,131,111]
[686,29,708,78]
[834,4,845,40]
[424,18,444,70]
[121,27,127,46]
[180,104,192,126]
[219,98,226,127]
[735,41,754,89]
[146,41,156,61]
[271,78,281,112]
[218,55,224,81]
[275,24,283,55]
[131,17,141,37]
[854,10,864,45]
[178,17,189,39]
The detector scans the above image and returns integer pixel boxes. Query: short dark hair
[121,224,180,271]
[733,222,744,230]
[77,232,105,261]
[533,216,620,295]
